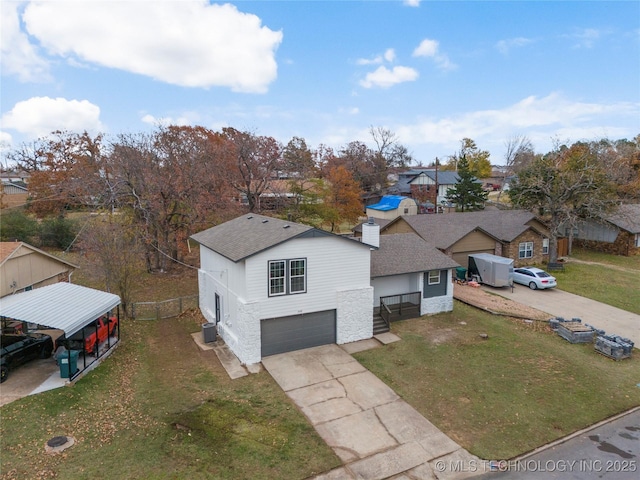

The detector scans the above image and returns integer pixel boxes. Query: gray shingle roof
[353,218,393,233]
[604,204,640,233]
[389,210,539,248]
[371,233,459,278]
[191,214,367,262]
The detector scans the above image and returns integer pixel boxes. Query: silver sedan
[513,267,557,290]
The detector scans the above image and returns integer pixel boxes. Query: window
[269,258,306,296]
[269,261,285,296]
[542,238,549,255]
[404,208,409,214]
[289,259,306,294]
[635,234,640,248]
[428,270,440,285]
[519,242,533,259]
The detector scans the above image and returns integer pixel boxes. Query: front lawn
[0,312,340,479]
[554,248,640,315]
[354,302,640,460]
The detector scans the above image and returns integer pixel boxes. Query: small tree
[80,217,144,318]
[319,166,363,232]
[0,209,40,243]
[445,155,488,212]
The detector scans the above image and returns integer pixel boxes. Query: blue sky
[1,0,639,165]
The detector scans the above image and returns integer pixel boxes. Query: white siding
[198,234,372,364]
[244,236,371,319]
[371,274,414,306]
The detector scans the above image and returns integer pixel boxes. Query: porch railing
[379,292,421,322]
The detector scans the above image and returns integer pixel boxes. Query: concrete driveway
[488,286,640,347]
[262,344,480,480]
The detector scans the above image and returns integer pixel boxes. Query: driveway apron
[262,344,480,480]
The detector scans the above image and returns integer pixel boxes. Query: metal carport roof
[0,283,121,337]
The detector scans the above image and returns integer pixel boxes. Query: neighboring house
[370,231,459,324]
[571,204,640,256]
[365,195,418,220]
[191,214,373,364]
[0,242,78,298]
[388,168,461,206]
[0,181,28,209]
[379,210,550,268]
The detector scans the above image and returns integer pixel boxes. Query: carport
[0,282,121,381]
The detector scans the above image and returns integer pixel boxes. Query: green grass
[354,302,640,460]
[548,249,640,315]
[0,314,340,479]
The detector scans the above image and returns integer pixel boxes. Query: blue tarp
[367,195,409,211]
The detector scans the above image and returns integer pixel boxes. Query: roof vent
[283,225,290,229]
[247,215,253,219]
[262,219,269,223]
[368,216,375,225]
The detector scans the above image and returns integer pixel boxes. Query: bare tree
[499,135,535,202]
[509,141,617,262]
[222,128,283,212]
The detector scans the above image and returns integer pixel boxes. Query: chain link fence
[130,295,199,320]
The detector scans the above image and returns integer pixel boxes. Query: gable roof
[388,168,461,195]
[384,210,542,249]
[366,195,414,212]
[409,170,461,185]
[371,233,459,278]
[191,214,367,262]
[0,242,78,269]
[603,204,640,234]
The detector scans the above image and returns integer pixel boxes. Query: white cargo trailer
[467,253,514,288]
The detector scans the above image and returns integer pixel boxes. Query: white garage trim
[0,283,121,336]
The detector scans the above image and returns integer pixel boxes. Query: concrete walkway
[262,344,480,480]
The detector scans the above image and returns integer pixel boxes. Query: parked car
[55,316,118,355]
[513,267,557,290]
[1,333,54,383]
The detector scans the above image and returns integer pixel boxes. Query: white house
[191,214,373,365]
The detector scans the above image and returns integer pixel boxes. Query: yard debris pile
[453,283,551,320]
[549,317,634,360]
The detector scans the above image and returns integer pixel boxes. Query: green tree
[508,141,617,262]
[39,215,78,249]
[442,138,492,178]
[445,155,488,212]
[0,209,40,243]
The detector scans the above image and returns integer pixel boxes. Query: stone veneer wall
[336,287,374,344]
[574,231,639,256]
[503,231,546,267]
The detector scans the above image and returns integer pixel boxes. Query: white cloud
[357,48,396,66]
[565,28,602,49]
[412,38,457,71]
[141,113,198,127]
[0,131,13,147]
[21,1,282,92]
[496,37,534,55]
[396,93,639,160]
[403,0,421,7]
[0,1,50,82]
[413,39,439,58]
[1,97,103,138]
[360,66,419,88]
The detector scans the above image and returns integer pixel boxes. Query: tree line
[2,126,638,311]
